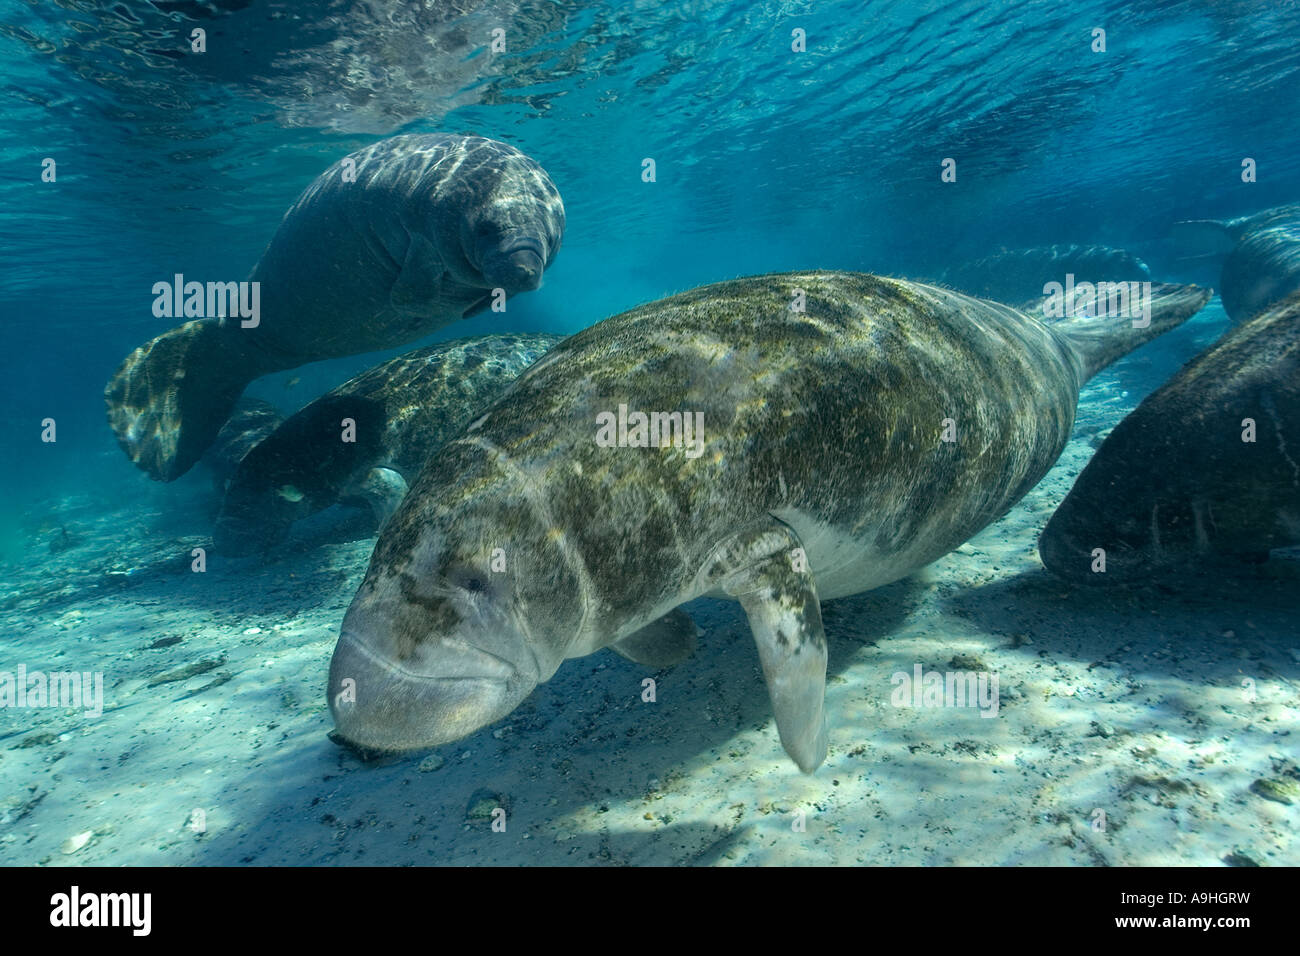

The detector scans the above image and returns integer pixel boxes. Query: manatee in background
[214,333,562,556]
[200,398,284,494]
[106,133,566,482]
[1040,290,1300,582]
[1173,204,1300,322]
[326,271,1209,772]
[940,244,1152,304]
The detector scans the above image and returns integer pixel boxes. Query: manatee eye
[444,563,493,598]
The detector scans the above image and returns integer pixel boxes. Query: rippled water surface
[1,0,1298,868]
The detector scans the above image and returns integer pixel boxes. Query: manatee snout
[327,595,540,751]
[1040,503,1169,584]
[1038,512,1106,582]
[480,236,546,293]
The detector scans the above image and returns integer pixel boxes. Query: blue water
[1,1,1298,866]
[5,0,1299,514]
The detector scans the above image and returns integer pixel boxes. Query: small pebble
[1250,778,1297,805]
[147,654,226,688]
[466,789,504,821]
[61,831,93,855]
[418,755,445,773]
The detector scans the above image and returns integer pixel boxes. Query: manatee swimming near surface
[214,333,561,555]
[105,133,566,482]
[940,244,1152,304]
[1173,204,1300,322]
[1040,289,1300,583]
[326,271,1210,772]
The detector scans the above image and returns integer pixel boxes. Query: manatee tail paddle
[105,319,268,482]
[1045,282,1212,383]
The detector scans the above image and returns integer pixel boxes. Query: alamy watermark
[1041,274,1151,328]
[890,663,999,717]
[152,273,260,327]
[595,404,705,459]
[0,664,103,717]
[50,886,150,936]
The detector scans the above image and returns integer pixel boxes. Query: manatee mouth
[1037,522,1096,580]
[480,237,545,294]
[327,630,530,751]
[1039,517,1158,584]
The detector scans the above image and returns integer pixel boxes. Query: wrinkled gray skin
[1219,206,1300,322]
[1175,205,1300,322]
[1040,290,1300,582]
[940,244,1152,304]
[214,333,561,555]
[105,133,565,482]
[328,271,1209,772]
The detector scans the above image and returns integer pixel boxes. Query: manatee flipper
[391,235,493,319]
[1048,283,1213,381]
[709,524,828,773]
[610,608,700,668]
[460,293,495,319]
[105,320,266,482]
[390,234,445,315]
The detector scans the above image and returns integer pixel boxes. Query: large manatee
[325,271,1209,772]
[1174,204,1300,322]
[214,333,561,555]
[106,133,565,482]
[1040,289,1300,581]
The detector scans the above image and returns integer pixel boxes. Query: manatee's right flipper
[703,522,828,773]
[390,234,446,315]
[610,608,700,669]
[105,320,262,481]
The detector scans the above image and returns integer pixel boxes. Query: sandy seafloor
[2,309,1298,867]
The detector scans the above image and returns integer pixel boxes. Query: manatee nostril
[509,246,542,271]
[488,248,543,292]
